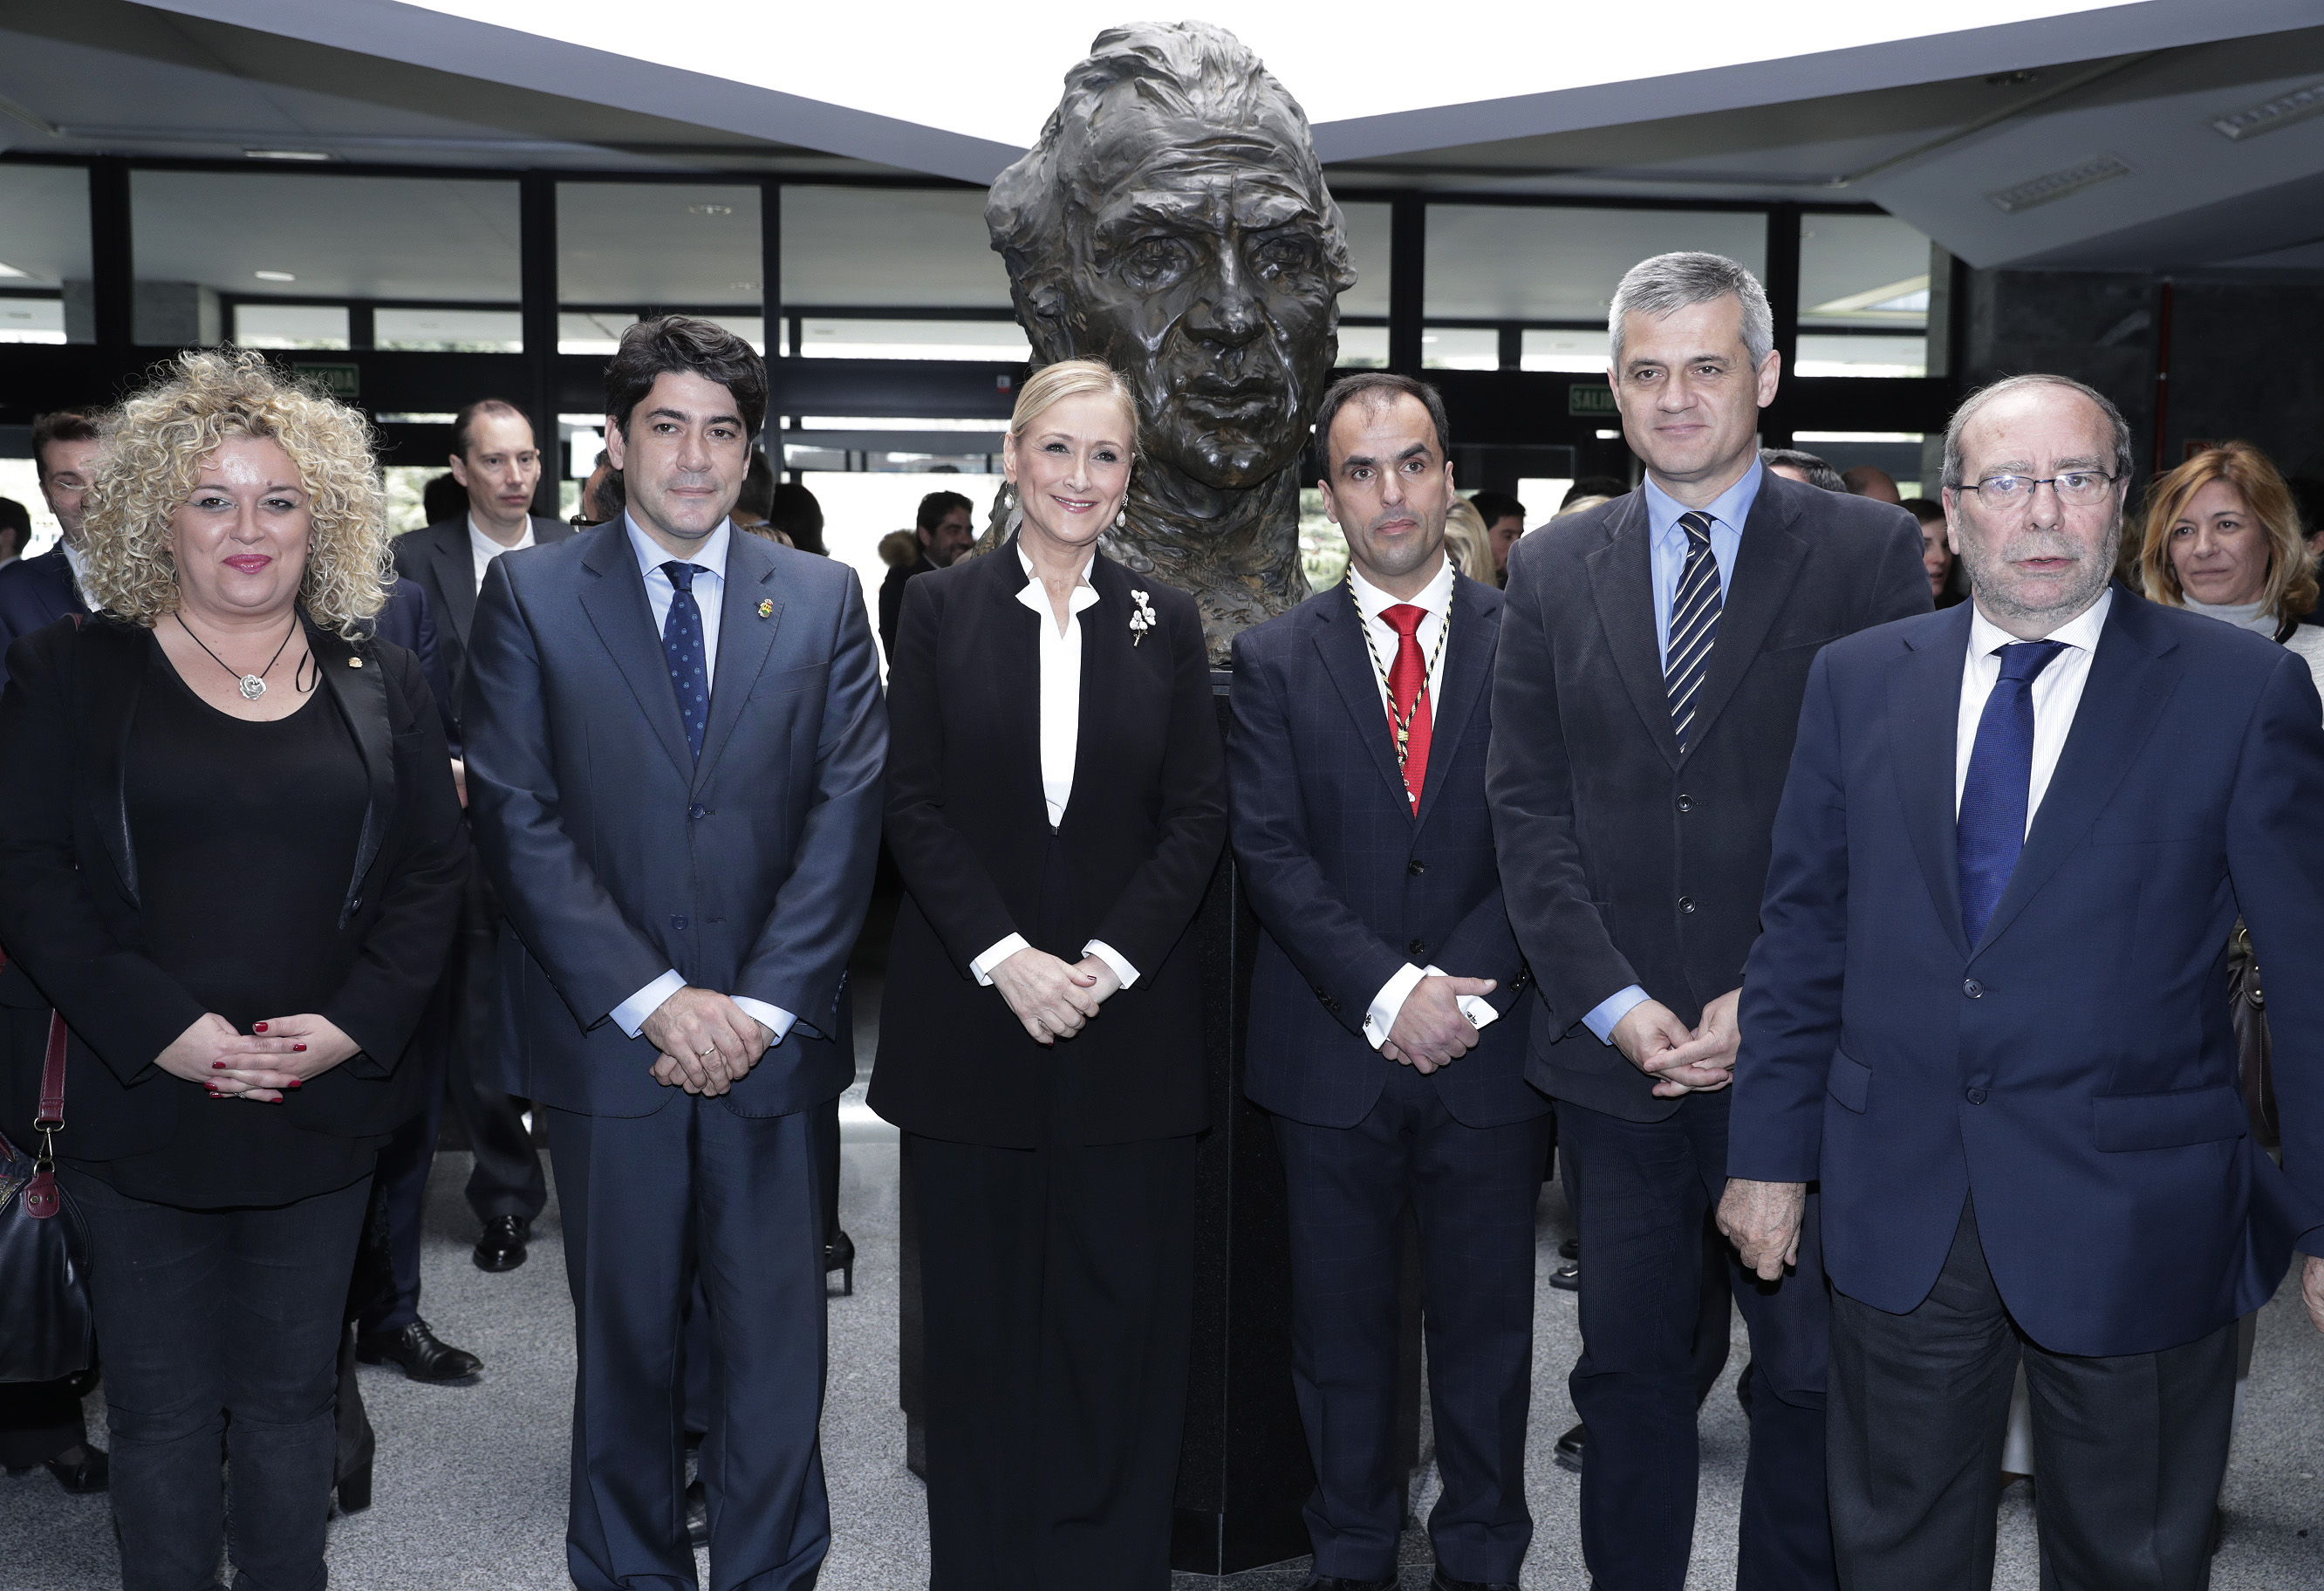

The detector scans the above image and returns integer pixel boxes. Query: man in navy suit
[464,317,885,1589]
[1231,373,1547,1591]
[0,411,100,690]
[1724,372,2324,1588]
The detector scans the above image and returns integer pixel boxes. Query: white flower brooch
[1129,589,1156,646]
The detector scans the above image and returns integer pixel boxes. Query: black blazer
[0,548,87,693]
[1487,473,1931,1122]
[878,548,935,660]
[868,543,1227,1147]
[1229,570,1541,1130]
[0,616,468,1171]
[390,514,573,733]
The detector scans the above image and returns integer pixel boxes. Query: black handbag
[0,1009,96,1382]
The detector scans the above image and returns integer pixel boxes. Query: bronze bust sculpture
[985,20,1357,661]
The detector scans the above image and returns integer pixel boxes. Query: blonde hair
[1441,496,1496,584]
[1008,359,1140,455]
[79,349,391,638]
[1555,495,1612,520]
[2137,440,2315,627]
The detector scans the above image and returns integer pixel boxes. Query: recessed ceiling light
[244,148,332,162]
[254,270,297,282]
[1986,154,2132,215]
[0,260,27,278]
[689,203,735,215]
[2210,81,2324,141]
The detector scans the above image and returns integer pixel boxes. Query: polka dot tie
[660,561,708,763]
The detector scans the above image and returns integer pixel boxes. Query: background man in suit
[1724,373,2324,1589]
[877,488,972,658]
[465,316,885,1590]
[1489,252,1929,1591]
[0,411,100,690]
[1231,373,1547,1591]
[392,399,571,1274]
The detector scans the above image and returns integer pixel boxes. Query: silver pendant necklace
[177,613,297,700]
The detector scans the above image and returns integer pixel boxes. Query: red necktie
[1382,604,1432,811]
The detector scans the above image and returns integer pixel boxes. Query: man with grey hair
[1492,250,1928,1589]
[1724,371,2324,1588]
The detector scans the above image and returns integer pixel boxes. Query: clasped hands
[992,947,1121,1045]
[1612,987,1740,1099]
[643,987,773,1096]
[1380,973,1497,1073]
[156,1011,361,1103]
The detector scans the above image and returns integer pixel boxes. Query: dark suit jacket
[0,548,87,692]
[0,616,467,1171]
[1488,474,1931,1122]
[366,577,455,747]
[390,515,572,735]
[462,521,886,1120]
[1730,588,2324,1356]
[867,543,1227,1147]
[1228,570,1541,1130]
[878,549,935,660]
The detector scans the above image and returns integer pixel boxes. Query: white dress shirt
[606,516,795,1048]
[1344,553,1499,1051]
[1581,462,1767,1046]
[61,539,90,600]
[1955,589,2112,832]
[468,514,537,591]
[966,546,1138,993]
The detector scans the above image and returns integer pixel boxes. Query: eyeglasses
[1958,470,2120,508]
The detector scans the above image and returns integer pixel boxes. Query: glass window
[1522,327,1611,372]
[0,165,92,345]
[376,307,521,352]
[796,318,1029,361]
[1425,205,1767,322]
[1337,201,1392,320]
[233,303,350,351]
[782,187,1011,309]
[559,182,762,348]
[1793,431,1927,497]
[1798,213,1929,379]
[1794,335,1926,379]
[132,170,521,348]
[1335,325,1388,369]
[1422,327,1498,371]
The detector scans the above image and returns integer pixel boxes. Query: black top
[878,549,935,660]
[83,651,373,1205]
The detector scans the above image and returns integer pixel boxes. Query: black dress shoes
[685,1477,709,1547]
[1299,1577,1396,1591]
[826,1229,856,1296]
[1558,1235,1579,1261]
[473,1214,531,1273]
[43,1444,108,1494]
[355,1319,482,1383]
[1553,1421,1585,1474]
[1432,1569,1520,1591]
[1549,1257,1581,1292]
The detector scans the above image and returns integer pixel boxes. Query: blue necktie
[1664,510,1723,752]
[1957,639,2067,947]
[660,561,709,763]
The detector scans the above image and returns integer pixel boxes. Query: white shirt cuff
[1083,940,1139,990]
[1363,964,1500,1051]
[731,997,796,1046]
[1582,984,1650,1046]
[612,969,687,1039]
[970,934,1029,987]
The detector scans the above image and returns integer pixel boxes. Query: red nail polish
[253,1023,267,1032]
[212,1061,226,1069]
[292,1043,306,1052]
[289,1080,302,1089]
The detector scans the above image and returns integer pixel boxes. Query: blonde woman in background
[2138,440,2324,700]
[1442,495,1499,585]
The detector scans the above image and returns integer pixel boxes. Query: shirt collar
[1015,542,1101,617]
[1967,585,2114,663]
[626,514,732,583]
[1347,551,1455,625]
[60,539,88,586]
[468,513,535,558]
[1642,458,1764,547]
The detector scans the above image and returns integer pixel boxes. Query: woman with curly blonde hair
[2137,440,2324,699]
[0,349,466,1588]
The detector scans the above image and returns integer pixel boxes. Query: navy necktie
[1664,510,1723,752]
[660,561,709,762]
[1957,639,2067,947]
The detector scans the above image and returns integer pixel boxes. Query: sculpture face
[1070,145,1340,490]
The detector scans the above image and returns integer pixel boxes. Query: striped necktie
[1664,510,1722,752]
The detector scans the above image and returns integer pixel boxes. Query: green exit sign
[292,361,360,400]
[1567,383,1617,417]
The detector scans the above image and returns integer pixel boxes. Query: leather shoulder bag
[0,1007,96,1381]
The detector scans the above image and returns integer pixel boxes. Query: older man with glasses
[1725,372,2324,1589]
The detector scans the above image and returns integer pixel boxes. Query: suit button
[1963,978,1983,998]
[1676,794,1694,813]
[1965,1087,1987,1104]
[1408,859,1426,877]
[1678,897,1696,915]
[671,915,688,930]
[348,896,362,912]
[687,803,707,819]
[1409,939,1427,956]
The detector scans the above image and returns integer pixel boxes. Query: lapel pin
[348,657,363,668]
[756,597,774,619]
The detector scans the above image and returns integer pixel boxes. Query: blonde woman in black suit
[871,359,1227,1589]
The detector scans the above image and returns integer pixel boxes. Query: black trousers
[546,1098,829,1591]
[448,861,546,1225]
[1559,1091,1835,1591]
[63,1169,369,1591]
[1828,1198,2236,1591]
[358,1021,448,1334]
[907,1129,1196,1591]
[1273,1068,1552,1584]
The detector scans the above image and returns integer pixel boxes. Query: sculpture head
[988,22,1355,494]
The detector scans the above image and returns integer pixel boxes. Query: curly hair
[79,349,391,637]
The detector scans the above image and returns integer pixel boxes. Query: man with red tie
[1228,373,1547,1591]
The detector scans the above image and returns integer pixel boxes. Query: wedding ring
[697,1046,718,1059]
